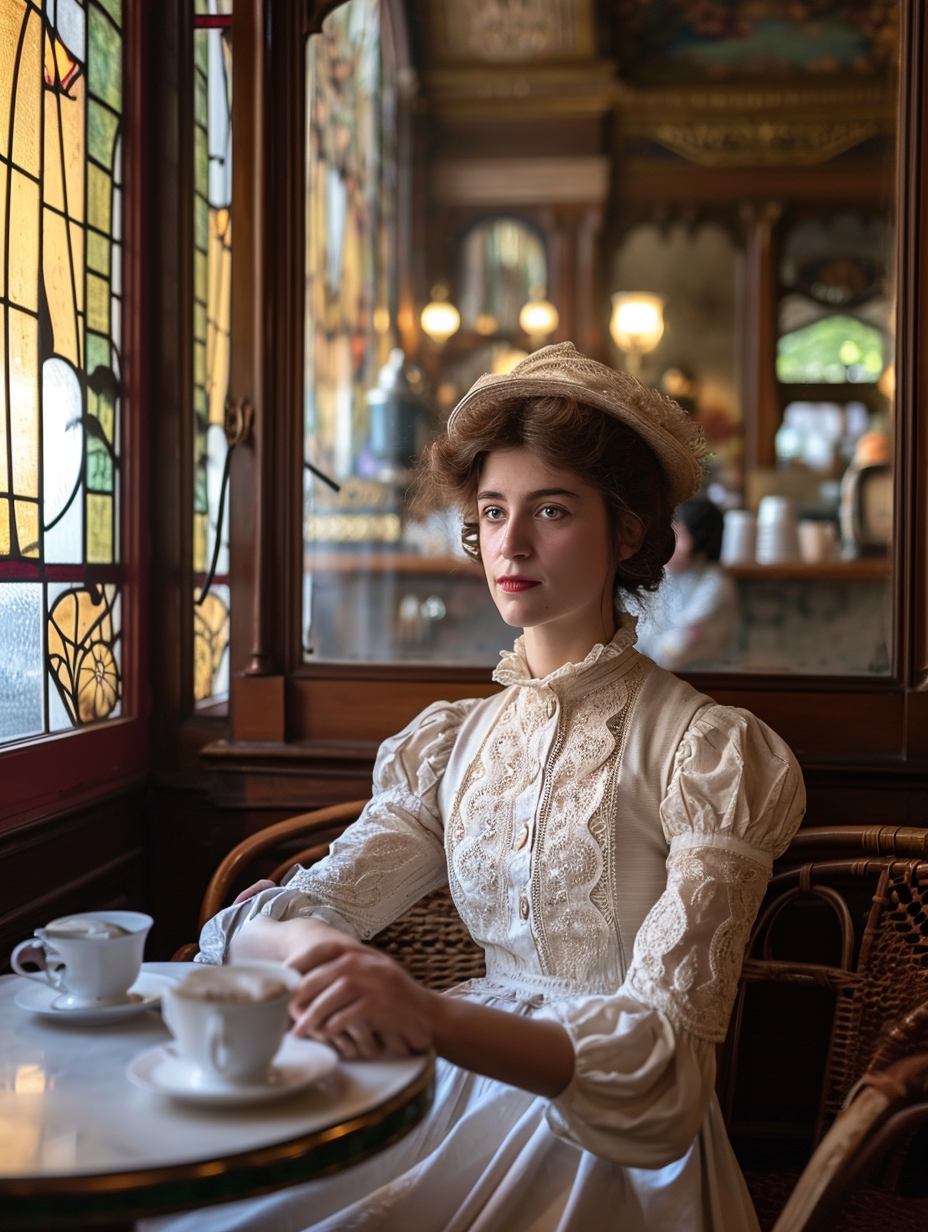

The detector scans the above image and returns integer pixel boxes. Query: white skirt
[146,994,760,1232]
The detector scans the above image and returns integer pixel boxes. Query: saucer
[126,1034,339,1106]
[14,972,179,1024]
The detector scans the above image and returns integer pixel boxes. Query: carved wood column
[740,200,782,472]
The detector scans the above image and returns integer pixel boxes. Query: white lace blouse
[198,618,806,1170]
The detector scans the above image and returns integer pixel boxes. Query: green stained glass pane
[86,438,113,492]
[195,54,208,104]
[194,300,207,341]
[88,164,112,233]
[194,468,208,515]
[194,0,210,15]
[88,101,119,167]
[89,7,122,110]
[777,315,885,384]
[194,339,206,385]
[87,272,110,333]
[194,388,208,417]
[96,0,123,26]
[87,332,110,374]
[87,230,110,275]
[195,198,209,251]
[195,126,208,189]
[87,493,113,562]
[195,250,208,300]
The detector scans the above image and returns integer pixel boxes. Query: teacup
[162,964,299,1087]
[11,911,153,1008]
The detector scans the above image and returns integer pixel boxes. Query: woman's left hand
[288,941,436,1061]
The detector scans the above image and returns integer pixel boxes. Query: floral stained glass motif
[192,2,231,705]
[0,0,124,745]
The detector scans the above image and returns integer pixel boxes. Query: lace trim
[669,831,773,872]
[493,614,639,692]
[625,846,770,1043]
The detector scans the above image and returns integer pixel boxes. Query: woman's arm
[229,913,574,1099]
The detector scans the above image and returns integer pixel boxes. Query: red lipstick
[497,576,541,593]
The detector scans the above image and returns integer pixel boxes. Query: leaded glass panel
[0,0,124,746]
[192,1,231,706]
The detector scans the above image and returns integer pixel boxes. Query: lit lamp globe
[420,287,460,348]
[518,294,559,346]
[609,293,665,377]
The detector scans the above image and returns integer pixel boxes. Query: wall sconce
[420,285,460,347]
[518,289,559,345]
[609,293,665,377]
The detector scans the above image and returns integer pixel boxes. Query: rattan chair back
[190,799,486,992]
[770,999,928,1232]
[719,834,928,1148]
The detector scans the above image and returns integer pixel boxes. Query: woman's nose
[501,515,531,558]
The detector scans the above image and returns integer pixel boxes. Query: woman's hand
[288,939,436,1061]
[231,879,277,904]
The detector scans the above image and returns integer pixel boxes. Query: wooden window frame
[1,0,151,832]
[201,0,928,815]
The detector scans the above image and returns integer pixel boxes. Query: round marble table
[0,963,434,1229]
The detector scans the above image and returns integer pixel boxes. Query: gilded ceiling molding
[616,84,896,168]
[422,64,616,120]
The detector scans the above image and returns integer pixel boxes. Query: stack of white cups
[755,496,800,564]
[720,509,757,566]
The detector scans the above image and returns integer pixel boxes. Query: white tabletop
[0,963,432,1225]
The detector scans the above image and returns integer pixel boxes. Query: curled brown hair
[413,395,675,601]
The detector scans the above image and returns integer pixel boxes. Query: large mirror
[302,0,898,676]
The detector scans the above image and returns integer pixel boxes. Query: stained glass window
[0,0,124,745]
[192,1,231,705]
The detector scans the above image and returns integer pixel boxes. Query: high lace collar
[493,612,639,697]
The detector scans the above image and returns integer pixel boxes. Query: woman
[635,495,738,670]
[181,343,805,1232]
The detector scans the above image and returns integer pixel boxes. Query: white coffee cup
[162,964,299,1087]
[11,911,153,1008]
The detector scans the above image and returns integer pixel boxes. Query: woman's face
[477,447,634,644]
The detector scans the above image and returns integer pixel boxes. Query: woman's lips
[497,577,541,593]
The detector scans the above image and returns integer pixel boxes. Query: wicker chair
[172,800,487,990]
[713,826,928,1229]
[769,1000,928,1232]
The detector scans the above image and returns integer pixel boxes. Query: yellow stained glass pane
[42,207,80,367]
[193,592,230,702]
[70,221,85,316]
[195,249,208,301]
[0,161,7,302]
[9,170,39,312]
[9,308,38,497]
[0,3,26,163]
[87,229,110,275]
[0,306,5,494]
[10,3,40,178]
[193,511,207,573]
[0,498,10,554]
[86,272,109,334]
[44,76,85,219]
[15,498,39,557]
[87,493,113,563]
[194,338,206,386]
[87,164,112,234]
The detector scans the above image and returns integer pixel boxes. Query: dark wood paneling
[0,791,146,972]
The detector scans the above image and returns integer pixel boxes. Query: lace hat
[447,342,707,506]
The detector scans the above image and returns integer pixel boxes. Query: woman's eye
[481,506,504,521]
[539,505,564,519]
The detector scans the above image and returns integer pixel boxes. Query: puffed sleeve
[538,704,806,1166]
[196,699,478,964]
